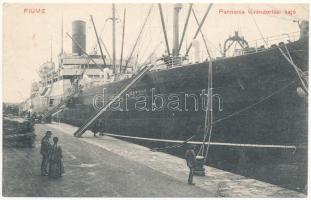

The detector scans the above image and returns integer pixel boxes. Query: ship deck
[3,122,306,197]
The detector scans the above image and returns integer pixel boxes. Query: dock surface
[3,122,306,197]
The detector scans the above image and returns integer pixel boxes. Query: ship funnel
[72,20,86,55]
[193,39,200,63]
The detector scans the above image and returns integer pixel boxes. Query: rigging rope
[248,5,269,47]
[198,60,213,163]
[137,12,154,65]
[283,41,294,62]
[283,43,307,80]
[125,4,154,69]
[278,45,308,94]
[213,80,297,125]
[192,7,212,59]
[264,14,299,22]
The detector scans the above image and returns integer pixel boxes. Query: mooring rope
[100,132,301,150]
[278,45,308,94]
[151,135,196,151]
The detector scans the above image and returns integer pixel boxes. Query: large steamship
[21,4,308,190]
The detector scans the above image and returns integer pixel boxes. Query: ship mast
[172,4,182,57]
[178,4,192,54]
[112,4,116,74]
[61,15,63,55]
[50,37,53,63]
[90,15,107,67]
[158,4,170,56]
[120,8,126,73]
[185,4,213,57]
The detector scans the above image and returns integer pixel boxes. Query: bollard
[194,155,205,176]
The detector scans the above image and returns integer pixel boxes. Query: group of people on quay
[40,131,64,178]
[39,127,196,184]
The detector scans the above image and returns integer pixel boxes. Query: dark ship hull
[55,37,308,190]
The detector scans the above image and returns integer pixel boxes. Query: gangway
[73,63,154,137]
[41,87,79,122]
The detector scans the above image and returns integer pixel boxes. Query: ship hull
[60,39,308,145]
[44,38,308,190]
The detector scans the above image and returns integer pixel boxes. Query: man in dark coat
[40,131,52,176]
[185,144,196,185]
[92,120,105,137]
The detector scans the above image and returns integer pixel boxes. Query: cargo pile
[3,116,36,147]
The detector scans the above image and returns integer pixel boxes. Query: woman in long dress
[48,137,64,178]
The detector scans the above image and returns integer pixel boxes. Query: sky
[3,3,309,103]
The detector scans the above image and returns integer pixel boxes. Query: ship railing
[247,31,300,51]
[151,61,169,71]
[151,56,184,71]
[163,56,183,67]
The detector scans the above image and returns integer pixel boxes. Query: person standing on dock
[185,144,196,185]
[48,137,64,178]
[92,119,105,137]
[40,131,52,176]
